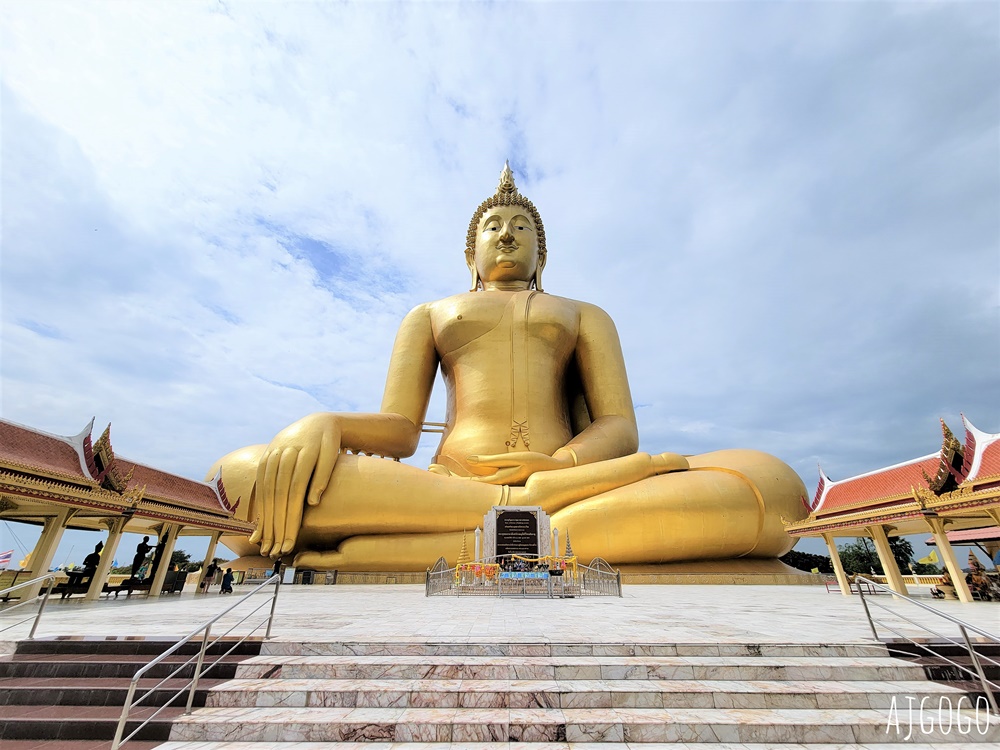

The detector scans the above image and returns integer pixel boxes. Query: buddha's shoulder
[423,291,598,312]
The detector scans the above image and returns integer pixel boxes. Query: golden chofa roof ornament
[466,161,547,291]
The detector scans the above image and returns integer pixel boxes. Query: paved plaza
[2,583,997,646]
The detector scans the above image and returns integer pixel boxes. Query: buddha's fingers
[258,450,281,557]
[470,467,522,485]
[281,444,317,554]
[271,447,298,559]
[249,457,268,547]
[307,425,339,506]
[469,454,521,468]
[281,500,304,556]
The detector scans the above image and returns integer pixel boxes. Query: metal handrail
[855,575,999,713]
[110,573,281,749]
[0,574,56,639]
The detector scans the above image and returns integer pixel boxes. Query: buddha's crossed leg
[289,449,806,569]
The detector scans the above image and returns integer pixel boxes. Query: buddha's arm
[295,301,439,455]
[251,304,438,557]
[378,302,439,452]
[552,302,639,466]
[308,303,439,456]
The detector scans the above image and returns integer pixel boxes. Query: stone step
[1,742,164,750]
[15,635,264,657]
[155,744,994,750]
[0,704,183,741]
[888,640,1000,658]
[235,654,925,682]
[260,641,889,658]
[206,676,969,710]
[0,638,264,746]
[0,653,248,680]
[0,676,225,706]
[166,705,1000,744]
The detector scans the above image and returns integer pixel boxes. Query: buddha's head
[466,162,547,291]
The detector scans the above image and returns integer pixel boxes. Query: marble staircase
[0,636,262,749]
[159,640,1000,747]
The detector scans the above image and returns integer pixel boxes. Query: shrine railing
[578,558,623,597]
[425,555,621,597]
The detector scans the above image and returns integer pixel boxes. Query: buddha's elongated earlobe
[533,252,546,292]
[467,252,480,292]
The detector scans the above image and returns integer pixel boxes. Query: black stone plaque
[495,510,539,557]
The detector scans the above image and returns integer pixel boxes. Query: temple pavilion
[785,415,1000,603]
[0,418,252,600]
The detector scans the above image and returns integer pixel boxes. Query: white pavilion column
[148,524,180,597]
[822,532,852,596]
[474,528,481,562]
[85,517,127,601]
[867,525,909,597]
[925,515,974,603]
[986,509,1000,569]
[197,530,222,592]
[23,506,74,599]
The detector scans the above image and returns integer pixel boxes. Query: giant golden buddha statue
[210,164,808,572]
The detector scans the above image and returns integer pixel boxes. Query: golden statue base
[220,552,822,586]
[617,559,824,585]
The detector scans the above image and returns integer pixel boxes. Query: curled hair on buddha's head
[465,161,547,292]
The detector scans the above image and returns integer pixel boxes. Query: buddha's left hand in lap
[467,450,575,485]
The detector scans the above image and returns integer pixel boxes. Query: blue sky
[1,1,997,567]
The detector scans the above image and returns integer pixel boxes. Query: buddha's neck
[483,280,532,292]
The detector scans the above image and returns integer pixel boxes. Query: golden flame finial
[497,160,518,197]
[457,530,470,565]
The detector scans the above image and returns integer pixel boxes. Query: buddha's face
[472,204,540,286]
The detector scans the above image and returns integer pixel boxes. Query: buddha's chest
[431,292,579,360]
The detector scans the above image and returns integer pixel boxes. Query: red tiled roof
[970,439,1000,483]
[0,419,94,484]
[926,526,1000,545]
[116,457,230,515]
[815,454,939,514]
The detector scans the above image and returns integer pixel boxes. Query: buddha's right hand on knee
[248,413,342,558]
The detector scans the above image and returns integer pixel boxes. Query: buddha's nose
[499,223,514,243]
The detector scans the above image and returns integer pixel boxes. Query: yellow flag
[917,550,939,565]
[810,567,820,574]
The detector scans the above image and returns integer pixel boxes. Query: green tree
[780,549,833,574]
[838,538,881,574]
[170,549,193,571]
[889,537,915,572]
[837,536,919,575]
